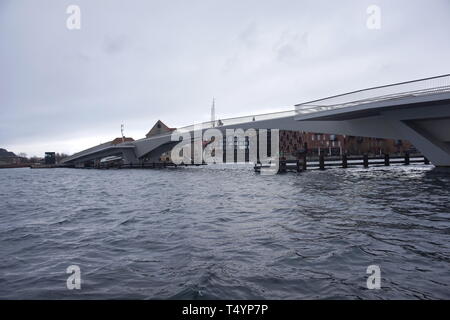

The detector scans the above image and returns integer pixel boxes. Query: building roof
[145,120,176,138]
[111,137,135,145]
[0,148,16,158]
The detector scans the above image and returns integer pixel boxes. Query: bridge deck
[295,74,450,120]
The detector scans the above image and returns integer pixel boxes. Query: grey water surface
[0,165,449,299]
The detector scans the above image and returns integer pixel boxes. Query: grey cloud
[274,31,309,63]
[103,35,130,54]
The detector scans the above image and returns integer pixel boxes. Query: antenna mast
[211,97,216,127]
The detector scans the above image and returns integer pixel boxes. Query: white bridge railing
[295,74,450,115]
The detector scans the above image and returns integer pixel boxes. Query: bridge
[62,74,450,167]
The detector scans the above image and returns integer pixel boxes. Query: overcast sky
[1,0,449,156]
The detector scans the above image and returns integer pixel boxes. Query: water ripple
[0,165,449,299]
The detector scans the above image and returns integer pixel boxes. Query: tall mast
[211,97,216,126]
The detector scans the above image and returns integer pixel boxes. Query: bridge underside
[294,97,450,167]
[69,148,137,167]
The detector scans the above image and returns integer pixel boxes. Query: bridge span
[62,74,450,167]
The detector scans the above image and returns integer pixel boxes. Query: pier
[254,152,430,173]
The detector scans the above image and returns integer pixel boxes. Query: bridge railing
[295,74,450,115]
[173,109,296,134]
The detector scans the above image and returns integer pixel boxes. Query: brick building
[279,130,414,159]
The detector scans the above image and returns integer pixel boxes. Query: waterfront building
[279,130,414,159]
[44,152,56,165]
[145,120,176,138]
[0,148,27,165]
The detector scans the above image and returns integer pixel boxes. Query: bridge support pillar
[384,117,450,167]
[122,149,139,165]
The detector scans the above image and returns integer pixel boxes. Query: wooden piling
[363,154,369,168]
[279,159,287,173]
[404,152,410,165]
[424,157,430,165]
[342,154,348,168]
[302,155,307,171]
[319,155,325,170]
[384,153,390,166]
[296,160,301,172]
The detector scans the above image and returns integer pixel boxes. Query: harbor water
[0,165,449,299]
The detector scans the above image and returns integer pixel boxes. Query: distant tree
[55,153,70,164]
[29,156,43,164]
[18,152,28,159]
